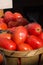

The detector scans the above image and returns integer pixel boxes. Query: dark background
[4,0,43,28]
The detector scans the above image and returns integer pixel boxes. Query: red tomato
[17,43,33,51]
[26,35,43,49]
[25,23,42,36]
[4,11,13,23]
[0,54,3,64]
[0,22,7,30]
[8,27,16,33]
[13,26,28,44]
[0,38,16,50]
[0,18,4,23]
[8,21,18,28]
[0,33,12,40]
[38,32,43,40]
[8,18,28,27]
[13,12,23,21]
[20,18,29,26]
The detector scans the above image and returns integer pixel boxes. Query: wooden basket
[0,47,43,65]
[0,10,43,65]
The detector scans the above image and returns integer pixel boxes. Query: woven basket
[0,9,43,65]
[0,47,43,65]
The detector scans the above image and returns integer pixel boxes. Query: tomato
[0,38,16,50]
[0,33,12,39]
[26,35,43,49]
[25,23,42,36]
[0,18,4,23]
[4,11,13,23]
[8,18,28,27]
[8,21,18,28]
[38,32,43,40]
[13,12,23,21]
[17,43,33,51]
[0,22,7,30]
[0,54,3,64]
[13,26,28,44]
[7,27,16,33]
[20,18,28,26]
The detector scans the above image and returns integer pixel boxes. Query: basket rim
[0,47,43,58]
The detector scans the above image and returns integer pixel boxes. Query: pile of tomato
[0,11,43,51]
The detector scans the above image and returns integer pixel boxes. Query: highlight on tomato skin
[25,23,42,36]
[0,33,12,40]
[13,12,23,21]
[26,35,43,49]
[0,22,8,30]
[0,38,17,51]
[17,43,33,51]
[13,26,28,45]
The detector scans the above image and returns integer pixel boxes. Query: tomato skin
[8,27,16,33]
[17,43,33,51]
[8,21,15,28]
[26,35,43,49]
[26,23,42,36]
[0,22,7,30]
[8,21,18,28]
[8,18,28,28]
[0,18,4,23]
[0,33,12,40]
[13,26,28,44]
[38,32,43,40]
[0,38,16,50]
[4,11,13,23]
[20,18,29,26]
[13,12,23,21]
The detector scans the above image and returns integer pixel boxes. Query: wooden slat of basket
[0,47,43,58]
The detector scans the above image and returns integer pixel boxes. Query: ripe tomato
[0,22,7,30]
[20,18,29,26]
[0,18,4,23]
[13,26,28,44]
[8,18,28,28]
[4,11,13,23]
[26,23,42,36]
[0,38,16,50]
[38,32,43,40]
[8,21,18,28]
[0,54,3,64]
[8,27,16,33]
[26,35,43,49]
[17,43,33,51]
[13,12,23,21]
[0,33,12,40]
